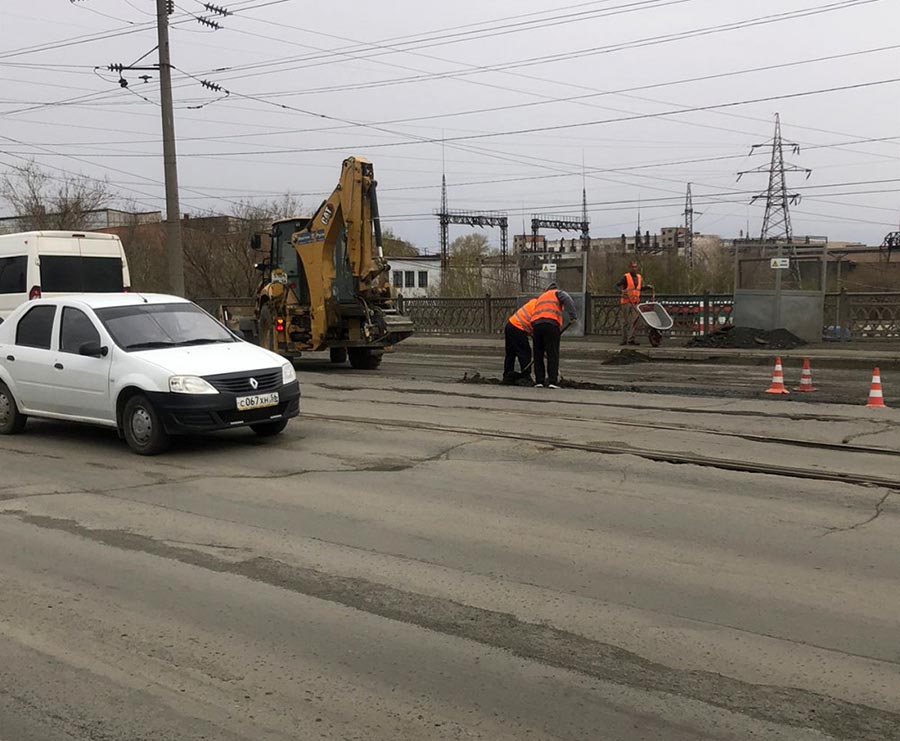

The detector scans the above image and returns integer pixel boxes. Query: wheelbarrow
[636,297,674,347]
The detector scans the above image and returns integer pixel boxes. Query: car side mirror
[233,329,246,341]
[79,341,108,358]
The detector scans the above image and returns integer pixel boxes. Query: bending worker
[532,281,578,389]
[616,261,653,345]
[504,297,537,384]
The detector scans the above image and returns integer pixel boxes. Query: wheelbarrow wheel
[648,328,662,347]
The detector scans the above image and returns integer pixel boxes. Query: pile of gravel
[686,326,806,350]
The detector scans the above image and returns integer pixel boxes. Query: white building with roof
[386,255,441,297]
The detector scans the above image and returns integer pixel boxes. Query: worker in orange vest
[504,297,537,384]
[616,261,653,345]
[531,282,578,388]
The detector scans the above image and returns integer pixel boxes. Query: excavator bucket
[379,308,415,346]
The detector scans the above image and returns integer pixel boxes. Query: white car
[0,293,300,455]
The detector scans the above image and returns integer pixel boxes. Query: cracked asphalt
[1,358,899,740]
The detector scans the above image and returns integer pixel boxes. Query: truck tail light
[28,285,41,300]
[275,317,286,333]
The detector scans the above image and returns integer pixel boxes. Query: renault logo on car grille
[249,377,259,390]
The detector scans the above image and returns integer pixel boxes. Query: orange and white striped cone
[866,367,887,408]
[794,358,816,392]
[765,357,790,394]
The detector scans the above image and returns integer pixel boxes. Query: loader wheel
[258,303,275,352]
[329,347,348,364]
[348,348,382,370]
[648,328,662,348]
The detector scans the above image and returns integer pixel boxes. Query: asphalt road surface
[1,360,899,740]
[368,344,888,405]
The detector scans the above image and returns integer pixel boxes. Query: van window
[41,256,124,292]
[0,256,27,294]
[16,305,57,349]
[60,307,100,354]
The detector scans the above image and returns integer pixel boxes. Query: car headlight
[169,375,219,394]
[281,362,296,385]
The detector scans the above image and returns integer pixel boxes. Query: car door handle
[5,355,12,362]
[54,362,64,370]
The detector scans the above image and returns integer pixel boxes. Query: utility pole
[683,182,699,269]
[156,0,184,295]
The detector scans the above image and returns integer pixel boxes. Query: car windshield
[94,302,236,351]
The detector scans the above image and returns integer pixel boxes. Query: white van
[0,231,131,320]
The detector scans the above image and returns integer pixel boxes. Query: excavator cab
[269,217,311,304]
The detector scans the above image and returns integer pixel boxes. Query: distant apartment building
[514,227,735,261]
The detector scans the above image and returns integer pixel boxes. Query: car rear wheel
[348,348,383,370]
[123,394,170,455]
[250,419,288,437]
[0,381,26,434]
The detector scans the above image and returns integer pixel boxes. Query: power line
[204,0,884,91]
[207,0,693,80]
[75,75,900,157]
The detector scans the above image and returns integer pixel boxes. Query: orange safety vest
[620,273,642,304]
[508,298,538,333]
[531,289,563,327]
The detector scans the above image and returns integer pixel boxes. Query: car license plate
[236,392,279,411]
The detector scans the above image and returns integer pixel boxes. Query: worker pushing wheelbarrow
[616,261,673,347]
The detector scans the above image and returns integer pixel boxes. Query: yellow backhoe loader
[220,156,414,369]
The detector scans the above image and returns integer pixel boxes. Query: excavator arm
[290,156,411,351]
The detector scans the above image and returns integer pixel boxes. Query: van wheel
[329,347,347,364]
[348,348,382,370]
[250,419,288,437]
[0,381,26,434]
[123,394,170,455]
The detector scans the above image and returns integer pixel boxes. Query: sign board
[770,258,790,270]
[541,263,557,273]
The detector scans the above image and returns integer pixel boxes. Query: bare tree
[181,194,304,299]
[441,233,492,297]
[0,160,116,230]
[382,227,419,257]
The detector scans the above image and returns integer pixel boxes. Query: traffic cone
[765,357,790,394]
[794,358,816,392]
[866,368,888,408]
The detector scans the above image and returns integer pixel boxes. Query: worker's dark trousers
[504,322,532,377]
[533,322,561,386]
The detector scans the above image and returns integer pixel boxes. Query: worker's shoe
[534,382,545,388]
[547,383,561,389]
[627,340,639,346]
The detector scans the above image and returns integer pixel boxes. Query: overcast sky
[2,0,899,250]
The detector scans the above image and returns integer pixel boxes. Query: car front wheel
[0,381,26,434]
[123,394,170,455]
[250,419,288,438]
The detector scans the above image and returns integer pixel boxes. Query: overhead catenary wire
[2,0,895,242]
[199,0,885,90]
[61,74,900,158]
